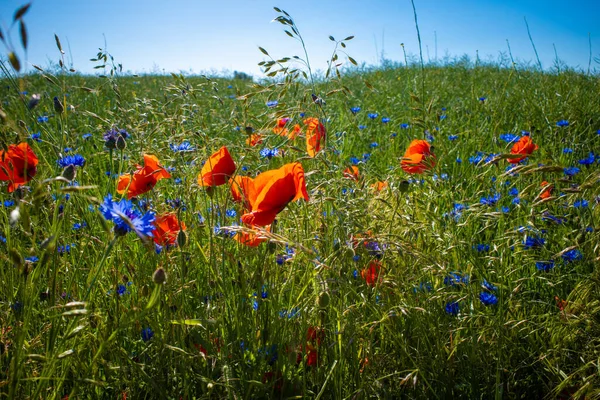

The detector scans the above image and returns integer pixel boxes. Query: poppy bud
[115,135,127,150]
[153,268,167,284]
[53,96,64,114]
[10,206,20,227]
[317,291,330,309]
[177,229,187,248]
[61,164,77,181]
[245,126,254,134]
[398,180,410,193]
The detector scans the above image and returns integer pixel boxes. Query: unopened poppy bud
[153,268,167,284]
[317,292,330,309]
[177,229,187,248]
[53,96,64,114]
[398,180,410,193]
[61,164,77,181]
[245,126,254,134]
[115,135,127,150]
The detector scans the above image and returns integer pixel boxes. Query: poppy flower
[230,175,256,211]
[273,118,301,140]
[151,213,186,246]
[232,225,271,247]
[361,260,382,287]
[246,133,263,147]
[304,117,326,157]
[508,136,538,164]
[343,166,360,181]
[117,154,171,199]
[401,139,435,174]
[370,181,388,192]
[540,181,553,199]
[197,146,236,187]
[0,142,39,192]
[241,162,309,227]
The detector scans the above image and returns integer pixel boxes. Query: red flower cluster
[0,143,38,192]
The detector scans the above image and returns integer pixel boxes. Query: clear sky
[1,0,599,76]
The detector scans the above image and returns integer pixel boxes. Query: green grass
[1,16,600,399]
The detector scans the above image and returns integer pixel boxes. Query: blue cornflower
[362,153,371,161]
[350,107,361,114]
[82,133,92,140]
[225,209,237,218]
[368,113,378,119]
[523,236,545,249]
[99,194,155,238]
[536,260,555,272]
[72,222,87,231]
[170,141,195,152]
[425,131,435,142]
[563,167,580,177]
[370,142,378,148]
[563,148,573,154]
[562,249,582,263]
[141,327,154,342]
[445,301,460,316]
[475,244,490,252]
[456,157,462,163]
[542,212,565,224]
[252,299,259,310]
[479,97,487,102]
[482,280,497,292]
[511,197,521,205]
[29,132,42,142]
[4,200,15,207]
[479,292,498,306]
[116,284,128,296]
[508,187,519,196]
[501,206,510,213]
[448,134,458,141]
[578,153,595,165]
[499,133,519,143]
[400,123,410,129]
[57,244,74,254]
[556,120,569,127]
[103,127,129,149]
[0,235,6,243]
[350,157,360,165]
[266,100,278,108]
[57,154,85,168]
[381,117,390,123]
[358,125,366,130]
[25,256,39,263]
[37,115,49,123]
[439,114,447,121]
[574,200,588,208]
[444,272,469,286]
[586,226,594,233]
[480,193,501,206]
[259,147,279,159]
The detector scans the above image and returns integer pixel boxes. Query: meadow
[1,6,600,399]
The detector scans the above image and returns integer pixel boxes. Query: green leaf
[0,27,4,42]
[329,35,335,41]
[344,36,355,41]
[19,20,27,49]
[258,46,269,56]
[171,319,205,328]
[13,3,31,21]
[348,56,358,66]
[285,30,294,38]
[145,284,162,310]
[273,6,281,12]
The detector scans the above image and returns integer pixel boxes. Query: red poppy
[361,260,382,287]
[370,181,388,192]
[197,146,236,187]
[152,213,186,246]
[117,154,171,199]
[540,181,552,199]
[232,225,270,247]
[273,118,302,140]
[304,117,326,157]
[508,136,538,164]
[0,142,38,192]
[230,175,256,211]
[401,139,435,174]
[241,162,309,227]
[246,133,263,147]
[343,165,360,181]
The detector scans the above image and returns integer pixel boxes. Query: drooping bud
[153,268,167,285]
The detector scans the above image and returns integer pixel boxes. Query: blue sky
[1,0,599,76]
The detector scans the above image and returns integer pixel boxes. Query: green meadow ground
[1,57,600,399]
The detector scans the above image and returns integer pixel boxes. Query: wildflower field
[1,5,600,399]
